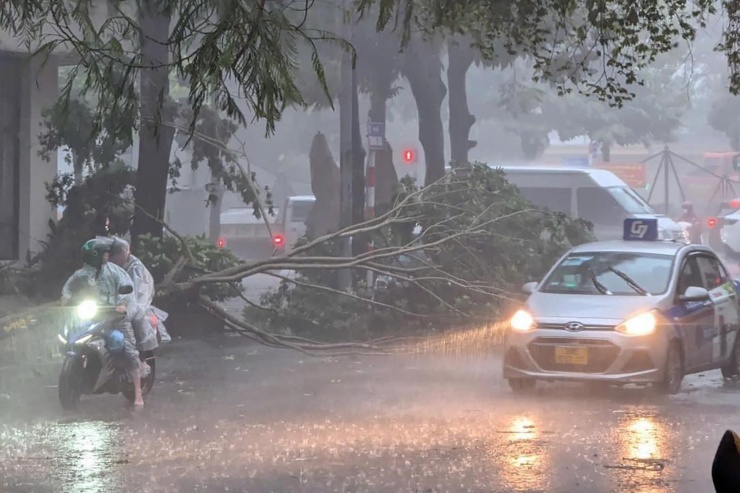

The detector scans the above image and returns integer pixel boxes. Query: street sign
[367,122,385,150]
[595,162,647,188]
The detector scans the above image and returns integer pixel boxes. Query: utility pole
[338,1,356,291]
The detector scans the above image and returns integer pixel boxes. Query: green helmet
[81,239,110,268]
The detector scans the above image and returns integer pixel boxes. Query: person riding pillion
[60,238,146,407]
[107,236,171,346]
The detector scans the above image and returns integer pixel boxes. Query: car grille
[535,322,614,331]
[527,337,620,373]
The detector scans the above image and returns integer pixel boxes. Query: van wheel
[656,342,683,395]
[508,378,536,393]
[721,336,740,379]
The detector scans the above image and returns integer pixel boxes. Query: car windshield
[289,201,314,222]
[540,251,674,295]
[607,187,655,214]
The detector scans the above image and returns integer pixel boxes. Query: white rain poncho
[61,262,140,370]
[124,254,171,344]
[61,263,136,315]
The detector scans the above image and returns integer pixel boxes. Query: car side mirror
[522,282,538,294]
[679,286,710,302]
[118,285,134,295]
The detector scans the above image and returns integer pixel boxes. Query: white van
[498,166,686,242]
[275,195,316,252]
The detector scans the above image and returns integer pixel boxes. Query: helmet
[105,330,125,353]
[81,239,111,268]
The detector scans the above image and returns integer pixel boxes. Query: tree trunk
[351,81,367,258]
[72,150,83,186]
[447,41,476,166]
[602,142,611,162]
[131,4,174,241]
[404,40,447,185]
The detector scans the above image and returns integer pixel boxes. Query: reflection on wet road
[2,336,740,492]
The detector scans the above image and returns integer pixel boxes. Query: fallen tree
[151,163,593,354]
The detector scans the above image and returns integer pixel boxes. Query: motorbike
[57,285,156,410]
[677,218,704,244]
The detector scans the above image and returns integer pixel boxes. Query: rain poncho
[61,263,136,315]
[61,263,140,370]
[123,254,171,345]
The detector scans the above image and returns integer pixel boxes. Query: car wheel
[508,378,536,393]
[721,336,740,379]
[656,342,683,395]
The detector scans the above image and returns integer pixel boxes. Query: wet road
[1,331,739,493]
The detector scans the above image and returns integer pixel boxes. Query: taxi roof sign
[623,218,659,241]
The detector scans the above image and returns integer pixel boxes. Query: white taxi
[503,218,740,394]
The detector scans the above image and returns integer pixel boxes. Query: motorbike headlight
[510,309,535,332]
[615,311,657,336]
[76,300,98,320]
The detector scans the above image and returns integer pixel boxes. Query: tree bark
[447,41,477,166]
[404,40,447,185]
[131,4,174,241]
[602,142,611,162]
[351,81,367,258]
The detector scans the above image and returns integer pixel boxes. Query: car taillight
[216,237,226,248]
[273,235,285,247]
[708,217,718,228]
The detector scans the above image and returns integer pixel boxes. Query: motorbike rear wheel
[58,357,84,411]
[123,351,156,403]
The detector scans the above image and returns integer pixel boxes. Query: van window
[517,187,571,214]
[576,187,624,225]
[607,187,654,214]
[289,201,314,222]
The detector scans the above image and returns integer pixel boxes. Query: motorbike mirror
[118,285,134,295]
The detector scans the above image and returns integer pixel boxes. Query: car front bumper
[502,328,669,384]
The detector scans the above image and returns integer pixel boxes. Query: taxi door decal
[710,281,738,361]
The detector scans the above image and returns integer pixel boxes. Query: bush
[246,163,595,341]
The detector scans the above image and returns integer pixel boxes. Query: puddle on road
[1,420,126,493]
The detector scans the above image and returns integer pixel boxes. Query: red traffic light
[708,217,718,228]
[272,234,285,247]
[402,148,415,163]
[216,237,226,248]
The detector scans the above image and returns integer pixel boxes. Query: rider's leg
[121,320,144,407]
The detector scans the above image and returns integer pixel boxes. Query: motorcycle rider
[61,238,146,408]
[107,236,171,346]
[680,201,702,243]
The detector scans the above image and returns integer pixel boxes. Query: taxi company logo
[630,221,649,238]
[564,322,585,332]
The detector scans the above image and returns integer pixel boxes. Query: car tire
[508,378,536,393]
[656,342,683,395]
[721,335,740,379]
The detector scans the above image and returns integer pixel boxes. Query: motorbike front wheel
[58,356,84,410]
[123,351,156,403]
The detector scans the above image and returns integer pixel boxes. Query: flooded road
[1,332,738,492]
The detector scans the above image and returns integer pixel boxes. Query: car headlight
[76,300,98,320]
[510,309,535,332]
[615,311,657,336]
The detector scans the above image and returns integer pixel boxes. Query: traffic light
[402,148,417,164]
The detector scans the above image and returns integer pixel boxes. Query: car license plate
[555,346,588,365]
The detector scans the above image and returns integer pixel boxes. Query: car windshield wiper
[607,267,649,296]
[589,269,612,295]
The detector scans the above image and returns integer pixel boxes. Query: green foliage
[135,234,243,303]
[171,106,274,215]
[708,94,740,150]
[247,163,594,340]
[26,165,136,300]
[38,96,135,175]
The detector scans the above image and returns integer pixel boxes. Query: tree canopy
[1,0,736,140]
